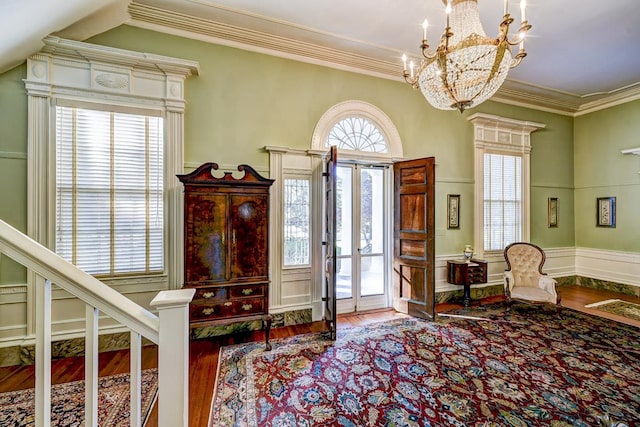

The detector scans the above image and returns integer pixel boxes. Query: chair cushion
[511,286,556,303]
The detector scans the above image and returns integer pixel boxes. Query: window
[469,113,544,256]
[327,117,388,153]
[484,153,522,251]
[25,37,198,291]
[55,106,164,276]
[283,178,310,266]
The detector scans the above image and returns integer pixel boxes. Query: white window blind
[55,106,164,276]
[283,178,310,266]
[483,153,522,251]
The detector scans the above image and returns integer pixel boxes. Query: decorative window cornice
[25,36,199,109]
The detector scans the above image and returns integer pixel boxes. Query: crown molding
[127,2,399,80]
[127,2,640,117]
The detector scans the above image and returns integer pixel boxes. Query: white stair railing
[0,219,194,427]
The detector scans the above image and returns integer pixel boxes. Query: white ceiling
[4,0,640,113]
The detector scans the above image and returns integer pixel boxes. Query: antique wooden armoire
[177,162,273,349]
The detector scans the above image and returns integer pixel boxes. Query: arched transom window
[327,116,388,153]
[311,100,403,159]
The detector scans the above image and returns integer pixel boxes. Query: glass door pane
[360,168,384,296]
[336,166,352,299]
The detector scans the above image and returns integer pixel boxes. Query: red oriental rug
[210,306,640,426]
[0,368,157,426]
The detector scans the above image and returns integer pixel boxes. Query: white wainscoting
[2,246,638,347]
[271,267,312,312]
[575,247,640,287]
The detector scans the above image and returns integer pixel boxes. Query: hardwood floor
[0,284,638,426]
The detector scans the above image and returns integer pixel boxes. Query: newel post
[150,289,195,427]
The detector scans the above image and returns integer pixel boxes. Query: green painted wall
[0,64,28,283]
[574,100,640,251]
[0,25,579,285]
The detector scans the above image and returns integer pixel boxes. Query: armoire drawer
[189,297,266,321]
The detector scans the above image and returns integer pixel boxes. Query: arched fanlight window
[327,116,388,153]
[311,100,403,159]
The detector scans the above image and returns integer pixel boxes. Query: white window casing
[468,113,545,259]
[24,36,198,335]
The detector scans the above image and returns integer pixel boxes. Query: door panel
[360,255,384,296]
[393,157,435,321]
[229,195,269,280]
[335,165,353,300]
[324,146,338,340]
[184,193,227,284]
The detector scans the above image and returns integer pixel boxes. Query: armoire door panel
[229,194,269,280]
[184,193,227,283]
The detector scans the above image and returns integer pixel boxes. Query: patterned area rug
[0,368,157,426]
[586,299,640,321]
[210,306,640,426]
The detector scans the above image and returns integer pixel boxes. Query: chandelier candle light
[402,0,531,112]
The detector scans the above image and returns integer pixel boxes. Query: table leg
[462,283,471,308]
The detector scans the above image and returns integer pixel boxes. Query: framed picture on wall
[548,197,558,227]
[447,194,460,229]
[596,196,616,228]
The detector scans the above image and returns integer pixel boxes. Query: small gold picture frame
[596,197,616,228]
[548,197,558,228]
[447,194,460,229]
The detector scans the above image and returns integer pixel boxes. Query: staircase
[0,219,194,427]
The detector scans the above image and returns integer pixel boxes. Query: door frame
[334,162,392,314]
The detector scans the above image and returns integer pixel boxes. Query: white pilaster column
[268,148,285,308]
[166,109,185,290]
[26,85,51,337]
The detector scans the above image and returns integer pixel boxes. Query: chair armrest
[504,271,515,292]
[538,275,558,300]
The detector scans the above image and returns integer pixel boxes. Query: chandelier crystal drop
[402,0,531,112]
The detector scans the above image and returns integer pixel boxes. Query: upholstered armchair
[503,242,561,311]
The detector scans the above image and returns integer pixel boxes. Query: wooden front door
[324,146,338,339]
[393,157,436,321]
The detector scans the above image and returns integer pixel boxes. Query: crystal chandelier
[402,0,531,112]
